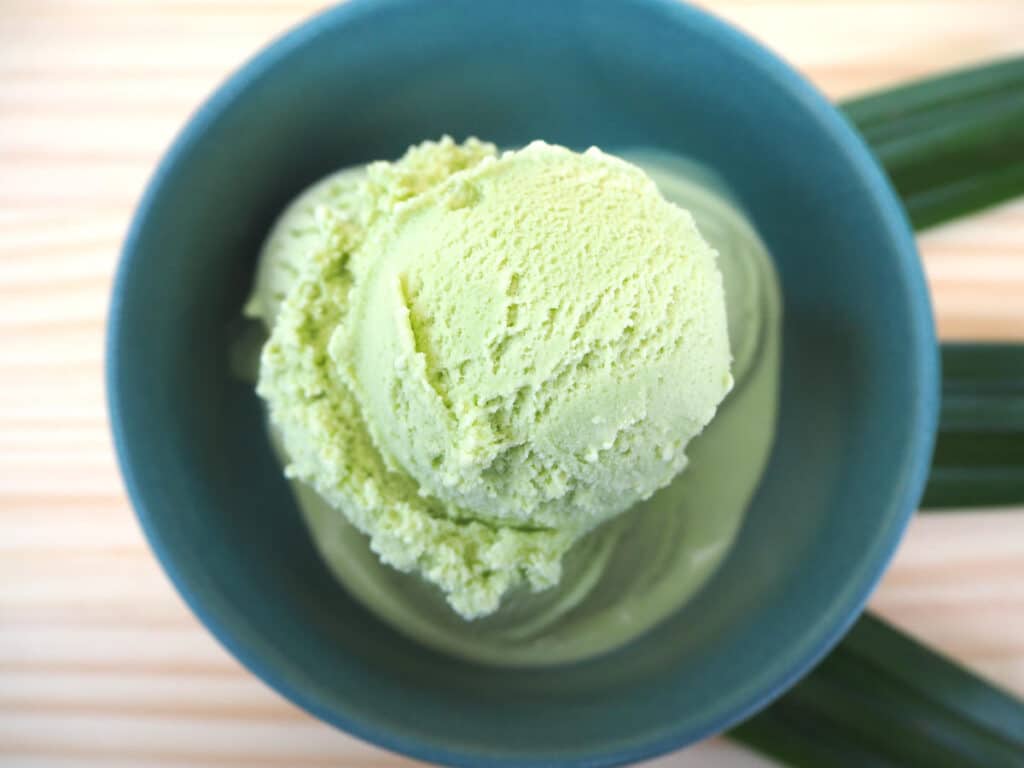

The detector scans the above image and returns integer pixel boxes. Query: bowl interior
[109,0,935,765]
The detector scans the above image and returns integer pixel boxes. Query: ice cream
[251,138,734,619]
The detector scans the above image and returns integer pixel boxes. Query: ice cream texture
[251,138,733,619]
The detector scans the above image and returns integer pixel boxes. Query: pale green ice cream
[251,138,734,619]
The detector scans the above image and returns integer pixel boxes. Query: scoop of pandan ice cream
[253,138,732,618]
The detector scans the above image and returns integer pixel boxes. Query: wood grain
[1,1,1022,766]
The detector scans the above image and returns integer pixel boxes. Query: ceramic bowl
[109,1,937,765]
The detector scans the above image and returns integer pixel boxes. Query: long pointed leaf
[730,614,1024,767]
[924,344,1024,509]
[841,56,1024,229]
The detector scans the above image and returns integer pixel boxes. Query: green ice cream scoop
[254,138,733,619]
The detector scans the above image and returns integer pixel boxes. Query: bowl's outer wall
[109,0,937,765]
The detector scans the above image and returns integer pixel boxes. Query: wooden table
[2,1,1022,765]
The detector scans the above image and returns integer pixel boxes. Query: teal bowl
[108,0,937,765]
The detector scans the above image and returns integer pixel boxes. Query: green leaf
[923,343,1024,509]
[841,56,1024,229]
[730,614,1024,767]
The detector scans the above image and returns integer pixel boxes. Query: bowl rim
[108,0,938,765]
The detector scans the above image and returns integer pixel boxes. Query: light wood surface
[2,1,1022,766]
